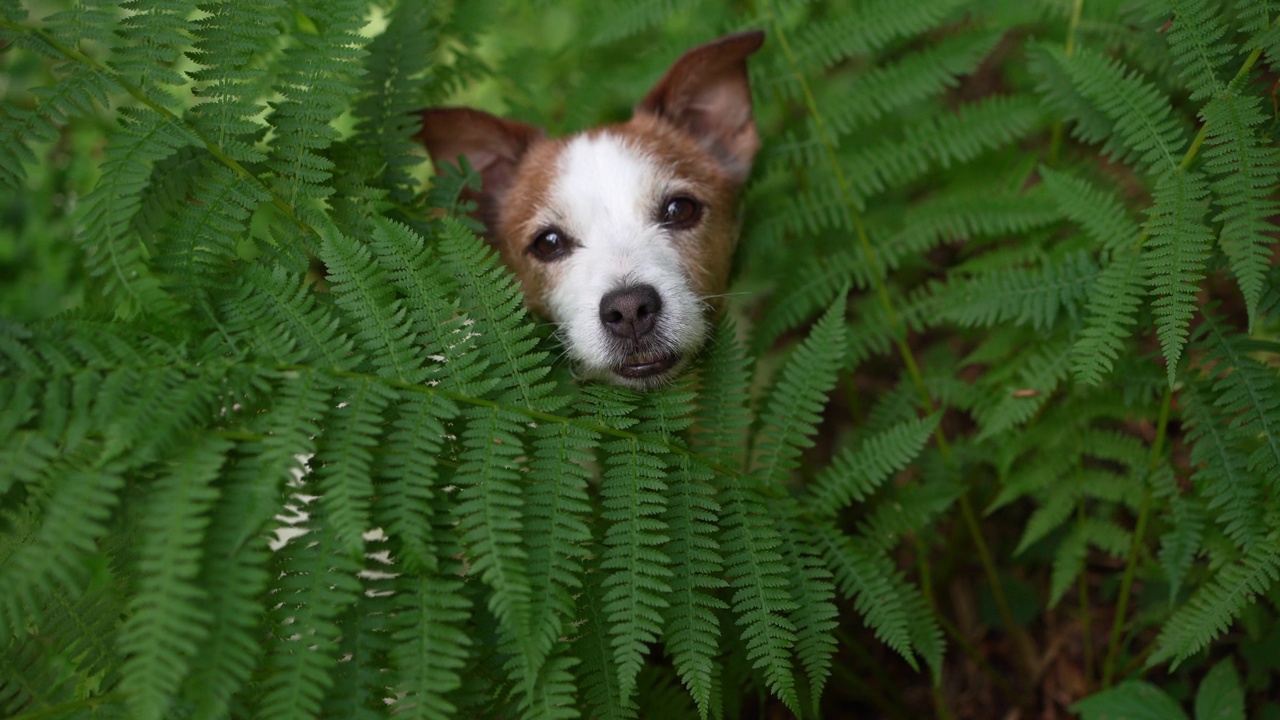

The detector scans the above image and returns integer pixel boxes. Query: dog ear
[417,107,544,228]
[636,30,764,183]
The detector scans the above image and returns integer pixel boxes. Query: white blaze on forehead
[542,131,707,383]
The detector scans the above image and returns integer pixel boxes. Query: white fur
[540,132,707,387]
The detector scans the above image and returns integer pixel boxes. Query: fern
[1143,169,1213,383]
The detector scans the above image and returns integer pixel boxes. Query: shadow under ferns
[1,0,1279,719]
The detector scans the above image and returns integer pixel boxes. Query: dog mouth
[615,350,682,379]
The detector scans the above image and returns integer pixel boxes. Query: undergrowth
[1,0,1278,718]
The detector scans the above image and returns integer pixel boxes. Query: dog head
[419,31,764,389]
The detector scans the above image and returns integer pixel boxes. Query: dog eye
[528,228,570,261]
[660,196,702,229]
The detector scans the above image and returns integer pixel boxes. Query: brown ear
[417,107,544,228]
[637,30,764,183]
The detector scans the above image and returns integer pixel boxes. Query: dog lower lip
[616,351,680,378]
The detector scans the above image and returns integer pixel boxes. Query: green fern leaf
[78,108,198,318]
[224,264,358,370]
[0,66,111,189]
[1152,462,1205,603]
[1048,517,1130,607]
[790,0,969,72]
[937,252,1097,332]
[1196,313,1280,491]
[575,570,639,720]
[598,390,675,704]
[806,413,939,515]
[1039,166,1141,252]
[1071,249,1146,385]
[1147,534,1280,669]
[314,378,392,557]
[691,321,753,472]
[781,519,838,714]
[1143,169,1213,384]
[1199,91,1280,328]
[660,454,726,720]
[119,439,228,720]
[1182,380,1263,551]
[750,295,846,485]
[1151,0,1233,102]
[1073,681,1189,720]
[377,395,458,574]
[111,0,191,93]
[1039,45,1189,174]
[388,572,472,720]
[255,515,362,720]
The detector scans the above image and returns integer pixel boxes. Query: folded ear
[636,30,764,183]
[417,107,544,227]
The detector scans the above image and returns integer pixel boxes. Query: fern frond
[719,482,800,713]
[1039,45,1189,174]
[789,0,969,73]
[0,66,111,189]
[1182,380,1263,551]
[314,378,392,557]
[1147,534,1280,669]
[1199,90,1280,328]
[805,413,939,515]
[589,0,705,45]
[452,406,536,676]
[255,515,362,720]
[856,473,961,552]
[936,251,1097,332]
[154,159,267,290]
[1151,462,1205,602]
[119,439,228,720]
[1195,313,1280,490]
[749,295,846,485]
[1039,166,1141,253]
[781,519,838,713]
[523,421,595,684]
[1151,0,1234,101]
[598,390,675,704]
[691,321,753,472]
[574,570,639,720]
[388,572,472,720]
[78,108,198,318]
[1143,169,1213,384]
[318,219,426,384]
[1048,517,1130,607]
[822,29,1004,135]
[187,0,281,163]
[1071,249,1146,384]
[973,335,1073,440]
[264,0,368,205]
[660,455,725,720]
[374,396,457,576]
[438,218,554,407]
[110,0,190,94]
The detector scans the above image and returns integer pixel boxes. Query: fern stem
[1175,24,1269,174]
[0,17,314,236]
[1101,385,1172,687]
[1047,0,1085,164]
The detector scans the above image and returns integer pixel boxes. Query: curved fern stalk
[78,108,199,319]
[187,0,282,164]
[805,412,940,516]
[119,439,228,720]
[1143,169,1213,385]
[263,0,368,206]
[1147,532,1280,669]
[255,510,362,720]
[598,392,675,704]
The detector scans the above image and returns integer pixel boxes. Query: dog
[418,31,764,389]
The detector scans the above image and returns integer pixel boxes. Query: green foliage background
[1,0,1279,718]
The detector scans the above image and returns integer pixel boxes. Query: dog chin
[571,327,706,390]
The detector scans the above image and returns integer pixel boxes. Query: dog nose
[599,284,662,339]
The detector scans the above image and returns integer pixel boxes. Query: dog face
[419,31,763,388]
